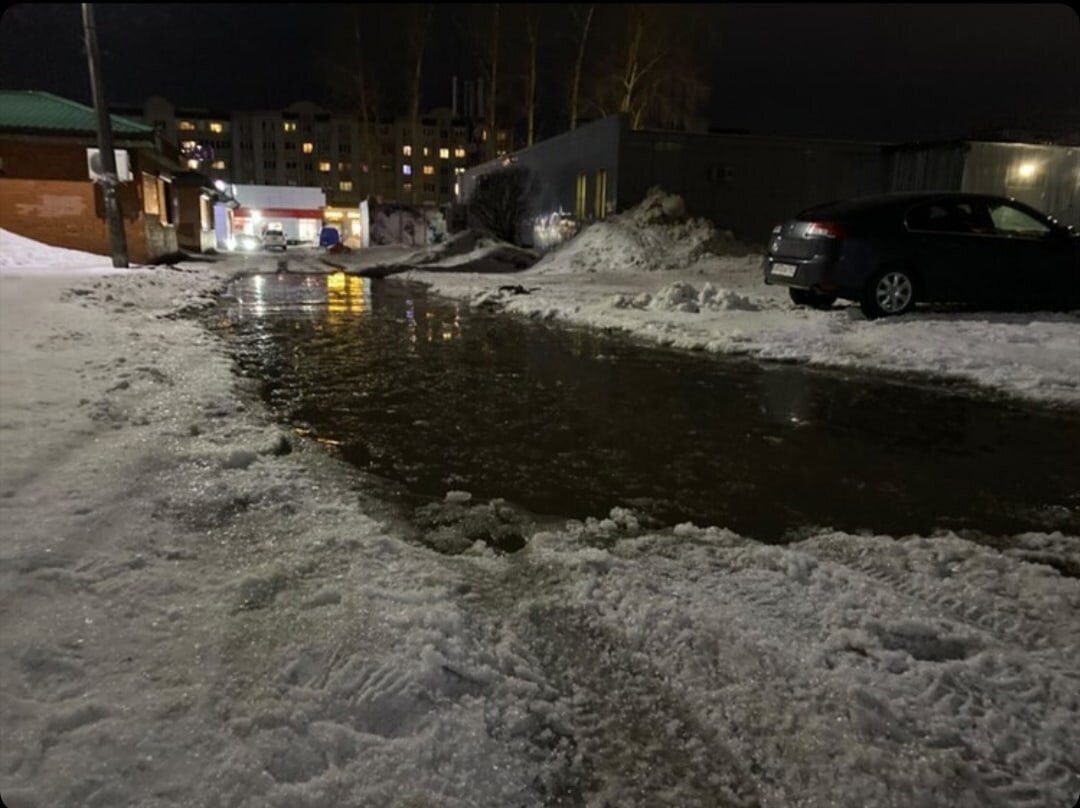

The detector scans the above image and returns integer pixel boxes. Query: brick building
[0,91,189,263]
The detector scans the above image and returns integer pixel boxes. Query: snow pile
[614,281,759,313]
[409,240,1080,407]
[535,187,718,274]
[0,227,114,272]
[2,246,1079,806]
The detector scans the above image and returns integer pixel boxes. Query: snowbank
[1,229,1078,806]
[0,227,116,273]
[405,192,1080,408]
[533,187,722,274]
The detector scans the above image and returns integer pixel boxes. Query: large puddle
[209,271,1080,542]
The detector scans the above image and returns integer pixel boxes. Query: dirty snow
[404,188,1080,408]
[1,229,1079,807]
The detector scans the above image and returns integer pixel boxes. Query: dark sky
[1,3,1078,142]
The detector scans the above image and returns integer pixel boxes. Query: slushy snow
[403,188,1080,408]
[1,228,1078,807]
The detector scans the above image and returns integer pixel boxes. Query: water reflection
[326,271,368,315]
[214,273,1080,541]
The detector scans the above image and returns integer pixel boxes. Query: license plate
[771,263,797,278]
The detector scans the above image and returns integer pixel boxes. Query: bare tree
[525,8,539,146]
[587,4,708,131]
[467,166,532,244]
[349,9,380,199]
[486,4,500,159]
[319,5,405,200]
[406,4,434,204]
[568,4,594,130]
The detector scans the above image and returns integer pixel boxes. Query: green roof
[0,90,153,137]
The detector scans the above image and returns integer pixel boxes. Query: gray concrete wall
[961,142,1079,230]
[619,130,888,243]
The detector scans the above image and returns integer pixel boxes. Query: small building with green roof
[0,90,202,262]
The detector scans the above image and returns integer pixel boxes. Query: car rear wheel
[861,266,916,319]
[789,288,837,309]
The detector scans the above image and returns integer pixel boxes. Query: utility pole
[82,3,129,268]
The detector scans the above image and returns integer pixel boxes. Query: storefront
[229,184,325,246]
[322,199,370,247]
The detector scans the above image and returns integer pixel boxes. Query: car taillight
[804,221,844,239]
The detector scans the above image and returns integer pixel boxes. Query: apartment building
[112,96,233,186]
[114,96,510,210]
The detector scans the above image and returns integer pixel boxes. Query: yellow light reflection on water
[326,271,366,314]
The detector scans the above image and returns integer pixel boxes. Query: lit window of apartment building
[302,142,314,153]
[340,180,353,191]
[439,147,449,159]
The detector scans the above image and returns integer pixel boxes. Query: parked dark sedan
[763,192,1080,318]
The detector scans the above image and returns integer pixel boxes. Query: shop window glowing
[302,142,314,153]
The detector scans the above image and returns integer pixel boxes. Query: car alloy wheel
[861,267,916,318]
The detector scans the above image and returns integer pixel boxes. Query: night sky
[1,3,1078,143]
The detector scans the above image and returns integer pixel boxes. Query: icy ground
[397,189,1080,409]
[1,229,1078,807]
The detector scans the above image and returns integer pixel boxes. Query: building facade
[462,115,1080,247]
[888,140,1079,231]
[229,184,326,245]
[0,91,192,263]
[114,96,512,212]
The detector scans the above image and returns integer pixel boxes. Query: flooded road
[210,271,1080,541]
